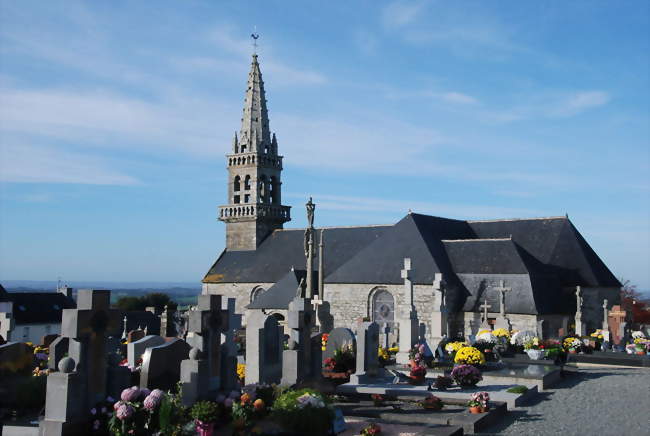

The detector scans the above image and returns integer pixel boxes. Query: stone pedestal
[575,313,586,337]
[40,359,86,436]
[180,350,210,407]
[396,312,418,364]
[494,316,511,331]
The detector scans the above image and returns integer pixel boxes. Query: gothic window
[241,143,247,153]
[233,176,241,192]
[250,286,266,303]
[244,175,251,190]
[371,289,395,326]
[259,175,267,203]
[234,195,240,204]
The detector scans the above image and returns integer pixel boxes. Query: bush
[506,385,529,394]
[190,401,220,423]
[272,388,333,436]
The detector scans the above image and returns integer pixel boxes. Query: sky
[0,1,648,290]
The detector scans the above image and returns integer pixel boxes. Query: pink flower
[140,388,151,398]
[116,404,134,420]
[93,420,100,430]
[149,389,164,399]
[143,392,163,410]
[120,387,140,402]
[113,401,123,411]
[224,398,234,408]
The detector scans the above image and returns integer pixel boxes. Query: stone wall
[452,312,538,339]
[203,282,274,324]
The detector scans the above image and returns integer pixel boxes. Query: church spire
[240,54,271,152]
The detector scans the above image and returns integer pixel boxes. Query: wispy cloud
[381,0,429,29]
[442,92,479,105]
[0,143,138,185]
[550,91,611,117]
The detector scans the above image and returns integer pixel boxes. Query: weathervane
[251,26,259,54]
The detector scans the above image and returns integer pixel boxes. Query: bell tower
[219,53,291,251]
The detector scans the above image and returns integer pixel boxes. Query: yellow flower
[378,347,390,360]
[454,346,486,365]
[388,347,399,353]
[493,329,510,339]
[237,363,246,381]
[477,329,491,336]
[445,341,468,353]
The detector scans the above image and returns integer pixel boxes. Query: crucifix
[187,294,227,385]
[304,197,316,299]
[493,280,511,317]
[479,297,491,323]
[251,28,259,54]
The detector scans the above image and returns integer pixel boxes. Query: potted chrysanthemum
[451,364,482,388]
[190,400,221,436]
[467,391,490,414]
[420,394,443,411]
[524,337,544,360]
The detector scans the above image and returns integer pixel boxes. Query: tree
[620,279,650,325]
[114,293,178,312]
[115,295,145,311]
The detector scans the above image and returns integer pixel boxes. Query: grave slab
[340,416,463,436]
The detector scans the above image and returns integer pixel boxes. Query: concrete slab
[340,416,463,436]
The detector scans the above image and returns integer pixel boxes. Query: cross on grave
[187,295,227,386]
[492,280,511,317]
[401,258,413,308]
[61,289,121,405]
[479,298,491,323]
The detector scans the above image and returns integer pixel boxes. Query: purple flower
[116,404,134,420]
[418,344,425,353]
[224,398,234,408]
[140,388,151,399]
[90,408,97,415]
[150,389,164,399]
[93,419,100,430]
[114,401,124,411]
[120,387,140,402]
[143,394,160,411]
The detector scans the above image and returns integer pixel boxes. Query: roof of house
[5,292,77,324]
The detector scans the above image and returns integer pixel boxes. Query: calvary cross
[479,297,491,322]
[492,280,512,316]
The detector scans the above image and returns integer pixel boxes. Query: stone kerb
[323,327,356,361]
[127,335,165,368]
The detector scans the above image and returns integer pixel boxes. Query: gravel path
[485,367,650,436]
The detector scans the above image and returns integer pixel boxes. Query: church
[202,53,620,343]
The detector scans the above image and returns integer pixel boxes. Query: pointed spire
[232,132,239,153]
[239,54,271,152]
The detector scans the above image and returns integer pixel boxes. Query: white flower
[296,393,325,409]
[475,332,496,343]
[632,331,645,339]
[510,331,536,345]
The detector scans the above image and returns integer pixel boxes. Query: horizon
[0,1,648,289]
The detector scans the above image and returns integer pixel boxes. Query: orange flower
[240,393,251,404]
[253,398,265,411]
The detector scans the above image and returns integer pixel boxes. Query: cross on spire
[251,28,259,54]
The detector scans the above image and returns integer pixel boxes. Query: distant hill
[2,280,201,295]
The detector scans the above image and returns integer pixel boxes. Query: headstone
[281,296,315,385]
[323,327,356,361]
[574,286,586,336]
[536,320,545,340]
[140,338,191,391]
[493,280,512,331]
[608,305,627,345]
[48,336,70,371]
[106,352,131,400]
[559,316,570,338]
[40,358,86,435]
[220,297,241,391]
[478,297,492,331]
[180,347,209,406]
[396,258,419,364]
[315,300,334,334]
[429,273,448,348]
[349,322,383,384]
[41,334,60,348]
[245,311,283,385]
[184,294,226,392]
[127,335,165,368]
[310,332,323,380]
[127,329,145,343]
[602,299,609,331]
[0,341,33,372]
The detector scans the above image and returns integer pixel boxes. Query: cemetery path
[485,367,650,436]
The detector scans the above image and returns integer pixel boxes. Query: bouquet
[563,337,582,351]
[475,331,497,343]
[523,337,541,351]
[451,364,482,387]
[454,347,486,365]
[420,394,443,410]
[360,423,382,435]
[467,391,490,409]
[444,341,468,355]
[493,329,511,342]
[510,331,536,346]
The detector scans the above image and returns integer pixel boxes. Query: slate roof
[5,292,76,324]
[204,213,620,315]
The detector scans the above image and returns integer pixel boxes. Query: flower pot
[568,349,577,354]
[469,406,482,414]
[479,405,489,413]
[636,351,645,356]
[195,420,215,436]
[526,349,545,360]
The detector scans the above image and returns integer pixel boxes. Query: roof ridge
[442,238,512,242]
[467,216,567,223]
[276,223,393,231]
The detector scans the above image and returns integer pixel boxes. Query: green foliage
[190,401,220,423]
[231,402,254,427]
[272,388,333,436]
[506,385,529,394]
[157,385,190,436]
[115,293,178,312]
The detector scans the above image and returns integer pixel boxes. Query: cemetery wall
[203,282,274,324]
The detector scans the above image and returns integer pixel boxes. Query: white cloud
[0,143,138,185]
[551,91,611,117]
[442,92,479,105]
[381,0,429,29]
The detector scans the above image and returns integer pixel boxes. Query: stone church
[202,54,620,343]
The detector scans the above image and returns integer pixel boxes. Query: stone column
[396,258,419,364]
[281,296,315,385]
[575,286,586,336]
[429,273,448,349]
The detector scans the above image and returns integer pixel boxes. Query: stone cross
[121,315,127,340]
[281,296,315,385]
[396,258,419,364]
[574,286,586,336]
[304,197,316,299]
[479,298,491,323]
[493,280,511,317]
[220,297,241,391]
[186,294,226,390]
[61,289,121,405]
[602,299,609,331]
[430,273,448,347]
[401,258,414,309]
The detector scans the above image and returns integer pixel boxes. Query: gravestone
[323,327,356,361]
[40,358,86,435]
[281,296,315,385]
[349,322,382,384]
[559,316,570,338]
[396,258,419,364]
[127,329,145,343]
[311,332,323,380]
[48,336,70,370]
[140,338,191,391]
[608,305,627,345]
[246,311,283,385]
[180,347,209,406]
[220,297,241,391]
[574,286,586,336]
[127,335,165,368]
[41,334,59,348]
[493,280,512,331]
[429,273,448,348]
[536,320,545,340]
[0,341,33,372]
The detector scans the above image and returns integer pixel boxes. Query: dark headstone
[323,327,356,361]
[140,338,191,391]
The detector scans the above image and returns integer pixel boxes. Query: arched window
[241,143,247,153]
[370,288,395,327]
[250,286,266,303]
[233,175,241,192]
[244,175,251,190]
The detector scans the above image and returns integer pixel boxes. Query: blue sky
[0,1,648,290]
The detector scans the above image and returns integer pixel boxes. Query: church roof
[246,268,316,310]
[203,224,390,284]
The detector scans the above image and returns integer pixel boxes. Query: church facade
[203,54,620,342]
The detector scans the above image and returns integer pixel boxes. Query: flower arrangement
[378,347,390,365]
[451,364,482,387]
[108,386,169,435]
[590,330,605,341]
[321,333,329,351]
[510,330,535,346]
[563,337,582,352]
[324,346,355,372]
[433,375,453,391]
[360,423,382,435]
[631,331,646,339]
[454,346,486,365]
[408,343,427,365]
[492,328,510,341]
[237,363,246,383]
[272,388,333,436]
[190,400,221,423]
[420,394,444,410]
[444,341,468,354]
[475,331,497,343]
[467,391,490,410]
[523,337,540,350]
[409,364,427,384]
